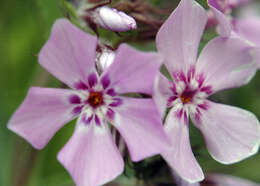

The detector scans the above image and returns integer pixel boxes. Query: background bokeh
[0,0,260,185]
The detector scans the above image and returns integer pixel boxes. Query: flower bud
[96,44,115,73]
[93,6,137,32]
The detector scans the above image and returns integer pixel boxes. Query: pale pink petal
[162,109,204,183]
[39,19,97,88]
[172,170,200,186]
[196,36,256,93]
[234,18,260,46]
[208,0,228,13]
[103,44,162,95]
[237,2,259,18]
[208,174,260,186]
[251,47,260,68]
[8,87,76,149]
[58,119,124,186]
[192,101,260,164]
[229,0,252,7]
[208,0,232,37]
[156,0,207,72]
[153,72,173,118]
[112,98,169,162]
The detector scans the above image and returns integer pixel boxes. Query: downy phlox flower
[154,0,260,183]
[7,19,168,186]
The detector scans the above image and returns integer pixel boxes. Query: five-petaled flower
[7,19,169,186]
[154,0,260,183]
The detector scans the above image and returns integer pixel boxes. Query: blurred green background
[0,0,260,186]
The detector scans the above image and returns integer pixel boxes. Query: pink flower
[7,19,168,186]
[154,0,260,183]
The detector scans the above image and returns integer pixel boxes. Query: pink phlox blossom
[7,19,168,186]
[154,0,260,183]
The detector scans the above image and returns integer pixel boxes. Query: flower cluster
[7,0,260,185]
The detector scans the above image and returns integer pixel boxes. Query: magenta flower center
[87,92,104,108]
[69,74,123,127]
[166,67,212,123]
[180,89,196,104]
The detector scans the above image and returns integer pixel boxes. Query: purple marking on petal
[200,86,212,95]
[106,88,117,96]
[175,109,183,119]
[196,107,201,116]
[172,72,179,82]
[184,111,188,125]
[94,115,101,126]
[170,83,177,94]
[82,114,93,125]
[198,102,209,110]
[196,74,205,88]
[194,112,201,123]
[88,73,98,88]
[101,75,111,89]
[69,95,81,104]
[187,66,195,82]
[109,98,123,107]
[179,72,186,83]
[173,71,186,82]
[167,96,178,107]
[194,107,202,123]
[74,81,88,90]
[73,106,84,115]
[106,108,115,120]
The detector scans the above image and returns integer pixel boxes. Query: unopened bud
[93,6,137,32]
[96,44,115,73]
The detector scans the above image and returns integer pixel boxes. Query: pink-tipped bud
[94,6,137,32]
